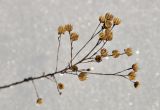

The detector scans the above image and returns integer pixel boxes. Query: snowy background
[0,0,160,110]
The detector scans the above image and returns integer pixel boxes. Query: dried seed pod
[78,72,87,81]
[36,98,43,105]
[65,24,73,33]
[99,32,106,40]
[104,20,112,29]
[128,71,136,80]
[57,83,64,90]
[71,65,78,72]
[58,25,65,35]
[70,32,79,41]
[105,12,114,21]
[124,48,133,56]
[95,55,102,62]
[134,81,140,88]
[113,17,121,25]
[99,15,105,23]
[100,48,108,57]
[132,63,138,72]
[105,31,113,41]
[112,50,120,58]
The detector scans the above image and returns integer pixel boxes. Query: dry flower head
[128,71,136,80]
[104,20,112,29]
[36,98,43,105]
[99,15,105,23]
[95,55,102,62]
[132,63,138,72]
[71,65,78,71]
[113,17,121,25]
[65,24,73,32]
[124,48,133,56]
[105,13,114,21]
[100,48,108,57]
[58,25,65,35]
[57,83,64,90]
[134,81,140,88]
[78,72,87,81]
[112,50,120,58]
[70,32,79,41]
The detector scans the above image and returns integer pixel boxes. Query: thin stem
[113,68,132,75]
[90,41,107,58]
[71,23,101,61]
[55,36,61,72]
[86,68,132,76]
[31,80,39,98]
[46,76,61,95]
[70,33,73,66]
[75,40,101,65]
[52,75,61,95]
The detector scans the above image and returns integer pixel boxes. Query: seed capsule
[78,72,87,81]
[132,63,138,72]
[58,25,65,35]
[99,15,105,23]
[65,24,73,33]
[95,55,102,62]
[112,50,120,58]
[36,98,43,105]
[134,81,140,88]
[57,83,64,90]
[70,32,79,41]
[71,65,78,72]
[100,48,108,57]
[124,48,133,56]
[105,13,114,21]
[128,71,136,80]
[113,17,121,25]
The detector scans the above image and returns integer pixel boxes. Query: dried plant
[0,12,140,105]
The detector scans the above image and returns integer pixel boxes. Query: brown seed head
[100,48,108,57]
[112,50,120,58]
[65,24,73,32]
[78,72,87,81]
[95,55,102,62]
[128,71,136,80]
[134,81,140,88]
[99,15,105,23]
[57,83,64,90]
[99,32,106,40]
[70,32,79,41]
[104,20,112,29]
[105,30,113,41]
[105,13,114,21]
[124,48,133,56]
[132,63,138,72]
[36,98,43,105]
[58,25,65,35]
[71,65,78,72]
[113,17,121,25]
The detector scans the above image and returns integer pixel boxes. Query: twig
[55,36,61,72]
[0,69,65,90]
[71,23,101,61]
[31,80,39,98]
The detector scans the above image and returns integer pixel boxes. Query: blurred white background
[0,0,160,110]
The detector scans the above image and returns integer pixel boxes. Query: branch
[0,69,65,90]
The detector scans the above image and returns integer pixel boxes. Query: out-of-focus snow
[0,0,160,110]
